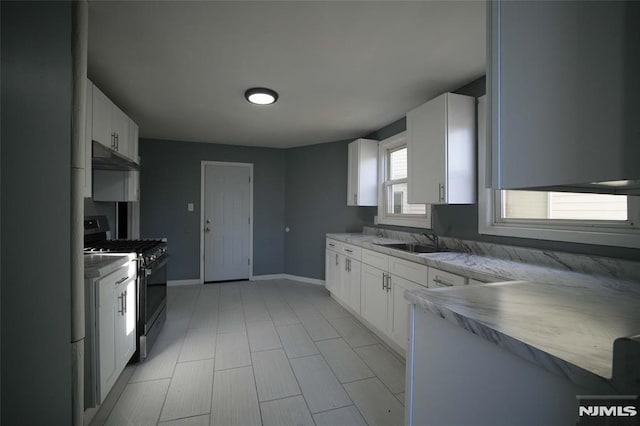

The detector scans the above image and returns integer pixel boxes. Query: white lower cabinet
[325,248,342,298]
[97,265,136,402]
[325,240,362,314]
[389,275,423,349]
[342,256,362,314]
[360,248,429,352]
[361,263,389,334]
[325,239,492,356]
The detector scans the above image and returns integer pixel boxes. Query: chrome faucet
[422,232,440,251]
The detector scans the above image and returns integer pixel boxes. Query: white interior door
[204,164,251,282]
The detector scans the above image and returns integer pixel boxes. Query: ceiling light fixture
[244,87,278,105]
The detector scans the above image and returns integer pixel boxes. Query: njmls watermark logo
[577,395,639,425]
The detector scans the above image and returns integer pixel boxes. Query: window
[377,132,431,228]
[478,96,640,248]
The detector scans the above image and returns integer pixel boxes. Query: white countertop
[84,254,130,279]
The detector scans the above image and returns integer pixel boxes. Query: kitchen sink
[374,242,444,254]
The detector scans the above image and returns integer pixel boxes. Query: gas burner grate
[84,239,164,254]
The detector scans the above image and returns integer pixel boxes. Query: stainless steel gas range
[84,216,168,361]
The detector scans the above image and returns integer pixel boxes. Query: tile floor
[96,279,406,426]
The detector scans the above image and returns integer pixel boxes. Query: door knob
[206,219,211,224]
[204,227,211,233]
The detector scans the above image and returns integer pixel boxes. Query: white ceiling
[88,1,486,148]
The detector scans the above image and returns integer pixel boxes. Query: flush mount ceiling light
[244,87,278,105]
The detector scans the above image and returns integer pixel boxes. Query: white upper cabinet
[487,1,640,190]
[90,81,138,164]
[128,118,139,163]
[407,92,476,204]
[347,138,378,206]
[111,105,130,158]
[92,84,114,150]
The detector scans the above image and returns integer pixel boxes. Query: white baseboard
[250,274,286,281]
[168,279,202,287]
[251,274,325,286]
[283,274,325,286]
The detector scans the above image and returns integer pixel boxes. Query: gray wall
[1,2,73,423]
[84,198,116,234]
[139,139,286,280]
[139,74,639,284]
[284,141,376,279]
[368,76,640,262]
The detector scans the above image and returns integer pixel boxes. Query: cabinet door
[97,274,117,400]
[325,249,342,298]
[347,142,358,205]
[389,275,422,351]
[347,139,378,206]
[360,264,388,334]
[112,106,129,157]
[407,94,446,204]
[116,279,136,369]
[489,1,638,189]
[92,85,114,149]
[128,118,139,163]
[344,258,362,314]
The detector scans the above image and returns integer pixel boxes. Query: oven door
[138,253,168,360]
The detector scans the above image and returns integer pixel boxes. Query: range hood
[92,141,139,171]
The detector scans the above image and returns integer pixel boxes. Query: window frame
[377,132,432,228]
[478,96,640,248]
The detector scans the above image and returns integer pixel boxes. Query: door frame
[199,160,254,283]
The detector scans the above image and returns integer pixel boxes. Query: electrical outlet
[187,203,194,212]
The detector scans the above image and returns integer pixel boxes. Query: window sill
[479,220,640,249]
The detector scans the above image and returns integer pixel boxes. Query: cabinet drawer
[362,248,389,270]
[341,243,362,260]
[427,267,467,288]
[326,239,342,252]
[389,257,427,286]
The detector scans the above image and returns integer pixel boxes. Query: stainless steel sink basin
[374,242,444,254]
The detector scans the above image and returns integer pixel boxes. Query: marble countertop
[326,233,640,294]
[85,254,130,279]
[326,232,640,392]
[405,281,640,393]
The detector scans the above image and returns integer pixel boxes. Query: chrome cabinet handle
[116,276,129,285]
[354,193,357,204]
[382,272,386,290]
[335,253,338,266]
[117,293,125,315]
[386,274,391,292]
[344,248,353,253]
[433,277,453,287]
[123,290,127,313]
